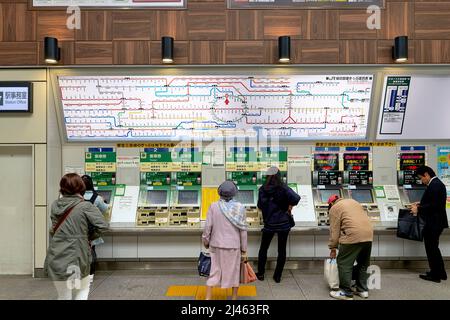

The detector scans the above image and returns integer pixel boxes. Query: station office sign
[227,0,384,9]
[0,82,32,113]
[32,0,186,9]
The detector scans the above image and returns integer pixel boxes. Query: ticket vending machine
[226,147,260,228]
[342,147,381,224]
[257,146,288,222]
[169,148,202,228]
[311,148,343,226]
[170,174,202,227]
[137,148,172,227]
[397,146,427,208]
[259,147,288,185]
[85,147,116,221]
[225,146,288,228]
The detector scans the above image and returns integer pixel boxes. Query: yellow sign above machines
[117,143,198,148]
[140,162,202,172]
[315,142,396,147]
[85,162,116,173]
[225,162,287,172]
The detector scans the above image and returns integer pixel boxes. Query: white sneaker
[354,291,369,299]
[329,290,353,300]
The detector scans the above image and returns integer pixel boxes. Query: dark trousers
[424,228,447,279]
[90,245,97,275]
[337,242,372,295]
[257,230,290,278]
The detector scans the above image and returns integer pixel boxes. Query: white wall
[0,146,33,274]
[0,69,47,274]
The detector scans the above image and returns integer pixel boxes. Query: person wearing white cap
[255,166,300,283]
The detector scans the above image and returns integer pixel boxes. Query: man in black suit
[411,165,449,283]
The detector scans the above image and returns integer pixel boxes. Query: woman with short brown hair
[44,173,109,300]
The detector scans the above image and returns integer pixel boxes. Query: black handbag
[397,209,425,242]
[197,252,211,277]
[288,214,295,228]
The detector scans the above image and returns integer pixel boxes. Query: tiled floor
[0,268,449,300]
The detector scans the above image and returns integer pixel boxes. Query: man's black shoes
[255,272,265,281]
[419,274,441,283]
[425,271,447,281]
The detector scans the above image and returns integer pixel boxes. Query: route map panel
[58,75,374,141]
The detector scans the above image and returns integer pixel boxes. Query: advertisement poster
[343,153,369,171]
[313,153,339,171]
[437,147,450,209]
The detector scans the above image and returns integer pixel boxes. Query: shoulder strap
[53,203,78,234]
[89,192,98,204]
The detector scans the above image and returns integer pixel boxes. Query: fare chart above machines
[33,0,185,8]
[58,75,374,141]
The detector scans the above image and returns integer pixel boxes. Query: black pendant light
[392,36,408,63]
[278,36,291,63]
[44,37,61,64]
[162,36,174,64]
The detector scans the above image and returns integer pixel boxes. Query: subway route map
[58,75,374,141]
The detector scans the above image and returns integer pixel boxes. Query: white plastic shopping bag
[324,258,339,290]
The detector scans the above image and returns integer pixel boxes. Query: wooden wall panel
[378,2,414,39]
[340,40,377,63]
[15,4,37,41]
[0,42,37,65]
[296,41,340,64]
[75,42,113,65]
[225,41,265,64]
[2,3,36,41]
[306,10,339,40]
[378,39,416,64]
[37,11,75,40]
[187,2,226,40]
[0,5,3,42]
[189,41,224,64]
[263,11,308,40]
[38,40,74,65]
[227,11,263,40]
[157,11,187,40]
[112,12,157,40]
[415,3,450,39]
[339,10,378,40]
[0,1,450,65]
[76,11,112,41]
[113,41,150,65]
[415,40,450,63]
[150,40,189,64]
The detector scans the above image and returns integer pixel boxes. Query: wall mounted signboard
[227,0,384,9]
[377,75,450,140]
[379,76,411,135]
[0,82,33,113]
[33,0,185,8]
[57,74,374,142]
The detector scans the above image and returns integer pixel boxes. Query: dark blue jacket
[419,177,449,232]
[258,184,301,232]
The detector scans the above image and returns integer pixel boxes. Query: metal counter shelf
[103,224,432,236]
